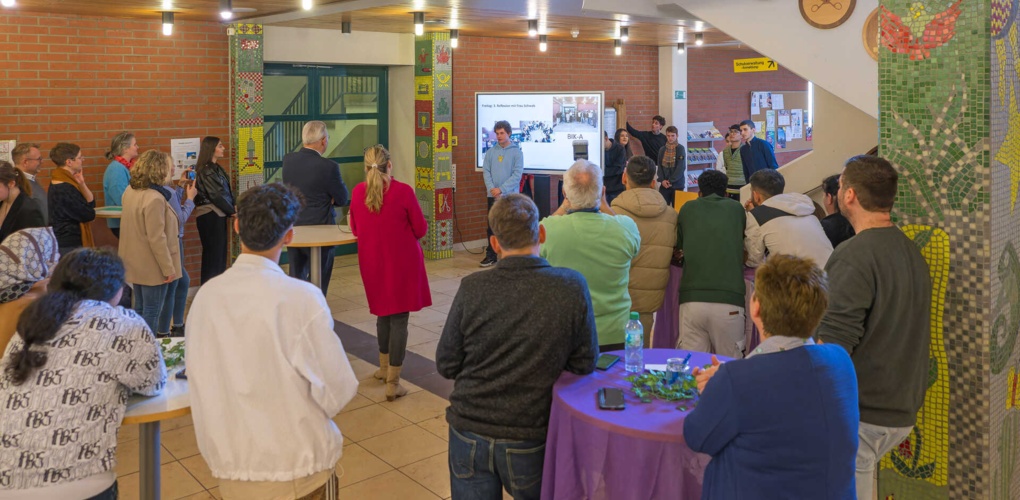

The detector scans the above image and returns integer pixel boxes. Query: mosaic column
[414,33,454,260]
[228,23,265,258]
[875,1,1015,498]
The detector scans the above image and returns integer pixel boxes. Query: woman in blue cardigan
[683,254,859,500]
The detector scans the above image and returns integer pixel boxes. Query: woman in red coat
[350,145,432,401]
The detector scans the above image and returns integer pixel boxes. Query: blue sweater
[482,142,524,196]
[102,160,130,229]
[739,137,779,181]
[683,344,859,500]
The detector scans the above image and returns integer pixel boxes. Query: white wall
[388,66,415,186]
[584,0,878,118]
[658,46,688,144]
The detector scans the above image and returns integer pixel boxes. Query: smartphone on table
[595,353,620,371]
[598,387,625,410]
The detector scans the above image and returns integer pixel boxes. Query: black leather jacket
[195,162,235,216]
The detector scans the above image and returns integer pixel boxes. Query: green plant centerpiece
[625,369,698,409]
[159,338,185,368]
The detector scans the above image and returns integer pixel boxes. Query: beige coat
[611,187,678,313]
[119,186,181,286]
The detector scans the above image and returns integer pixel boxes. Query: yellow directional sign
[733,57,778,73]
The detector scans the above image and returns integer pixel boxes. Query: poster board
[749,91,813,153]
[0,140,15,163]
[170,138,200,179]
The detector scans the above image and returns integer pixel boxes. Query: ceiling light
[450,29,459,48]
[302,0,312,10]
[219,0,233,20]
[620,27,629,43]
[1,0,15,6]
[161,12,174,36]
[528,19,538,37]
[539,34,547,52]
[342,21,351,34]
[162,0,172,9]
[695,33,704,45]
[677,42,685,54]
[413,12,424,36]
[614,39,622,56]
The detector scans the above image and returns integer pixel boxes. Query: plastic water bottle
[625,312,643,373]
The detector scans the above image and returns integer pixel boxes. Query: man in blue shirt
[480,120,524,266]
[738,119,779,182]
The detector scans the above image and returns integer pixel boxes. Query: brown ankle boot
[374,353,389,381]
[385,365,408,401]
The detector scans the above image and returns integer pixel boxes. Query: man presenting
[480,120,524,267]
[738,120,779,182]
[438,194,598,499]
[282,120,349,295]
[815,155,931,500]
[626,115,668,158]
[11,143,47,224]
[187,182,358,498]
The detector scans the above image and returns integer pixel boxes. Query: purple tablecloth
[541,349,720,500]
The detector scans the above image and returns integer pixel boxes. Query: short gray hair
[563,160,602,210]
[302,121,328,145]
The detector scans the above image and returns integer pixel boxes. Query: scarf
[115,156,137,169]
[0,227,59,303]
[662,142,678,168]
[0,185,19,229]
[51,167,95,248]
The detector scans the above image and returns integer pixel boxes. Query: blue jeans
[158,240,190,333]
[133,283,171,334]
[448,427,546,500]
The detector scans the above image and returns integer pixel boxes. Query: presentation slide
[476,92,604,175]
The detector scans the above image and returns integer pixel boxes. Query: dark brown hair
[754,254,829,339]
[0,160,32,196]
[489,194,539,250]
[195,136,221,173]
[841,155,898,212]
[49,143,80,168]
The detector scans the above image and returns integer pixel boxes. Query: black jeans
[287,246,335,296]
[484,197,497,260]
[377,312,410,366]
[196,212,228,284]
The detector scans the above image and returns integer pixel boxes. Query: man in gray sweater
[815,155,931,500]
[437,193,598,500]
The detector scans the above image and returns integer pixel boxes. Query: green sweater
[540,212,641,345]
[676,194,747,307]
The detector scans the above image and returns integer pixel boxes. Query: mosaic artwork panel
[435,188,453,221]
[237,126,264,178]
[434,93,452,123]
[416,189,434,218]
[434,122,452,153]
[415,100,433,136]
[415,167,435,191]
[236,35,262,73]
[415,76,433,100]
[416,136,434,168]
[878,0,992,498]
[236,72,264,126]
[415,38,433,77]
[435,152,453,185]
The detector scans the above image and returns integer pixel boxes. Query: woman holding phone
[193,137,234,283]
[350,145,431,401]
[158,167,197,337]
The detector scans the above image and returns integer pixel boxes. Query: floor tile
[428,292,455,307]
[359,425,448,468]
[417,415,449,442]
[340,393,376,413]
[334,307,375,326]
[384,390,450,423]
[409,309,448,327]
[357,375,423,403]
[351,319,378,335]
[408,340,440,360]
[349,357,380,380]
[333,282,369,299]
[179,491,216,500]
[117,461,205,500]
[337,443,394,487]
[179,454,218,490]
[338,470,440,499]
[419,320,448,335]
[335,404,414,442]
[400,452,451,499]
[326,296,362,314]
[208,487,222,499]
[406,325,441,347]
[429,279,462,294]
[118,423,139,443]
[345,293,370,307]
[428,302,453,315]
[161,414,194,433]
[115,440,176,477]
[161,425,201,460]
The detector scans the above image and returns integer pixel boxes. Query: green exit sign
[674,90,686,99]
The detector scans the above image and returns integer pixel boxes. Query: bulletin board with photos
[749,91,813,153]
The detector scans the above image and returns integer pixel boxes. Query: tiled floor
[116,250,511,500]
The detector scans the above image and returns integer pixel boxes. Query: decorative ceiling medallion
[863,8,879,61]
[800,0,857,29]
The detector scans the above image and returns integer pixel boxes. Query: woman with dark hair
[101,131,138,239]
[193,136,234,283]
[603,128,632,204]
[119,150,181,334]
[0,160,46,241]
[48,142,97,254]
[0,248,166,499]
[350,145,431,401]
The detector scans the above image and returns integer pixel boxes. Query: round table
[123,363,190,500]
[285,225,358,290]
[94,206,122,219]
[541,349,725,500]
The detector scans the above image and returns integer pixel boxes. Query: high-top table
[286,225,358,290]
[94,206,122,219]
[541,349,729,500]
[123,364,190,500]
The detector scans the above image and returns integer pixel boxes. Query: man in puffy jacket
[744,169,833,269]
[611,155,676,343]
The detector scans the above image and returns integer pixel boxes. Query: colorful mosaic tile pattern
[229,23,265,261]
[415,33,453,260]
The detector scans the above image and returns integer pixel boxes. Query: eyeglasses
[25,157,42,163]
[363,144,384,153]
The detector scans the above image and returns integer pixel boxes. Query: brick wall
[687,47,809,165]
[0,11,230,283]
[451,35,659,244]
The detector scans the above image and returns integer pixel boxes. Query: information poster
[766,110,776,130]
[0,140,15,163]
[772,94,785,110]
[778,110,791,126]
[791,109,804,139]
[170,138,200,179]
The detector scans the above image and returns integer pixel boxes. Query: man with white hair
[540,160,640,348]
[282,120,349,296]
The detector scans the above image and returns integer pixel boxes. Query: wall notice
[734,57,777,73]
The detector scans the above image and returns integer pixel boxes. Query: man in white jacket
[744,169,833,269]
[186,182,358,500]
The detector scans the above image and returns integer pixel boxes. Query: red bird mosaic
[880,0,963,61]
